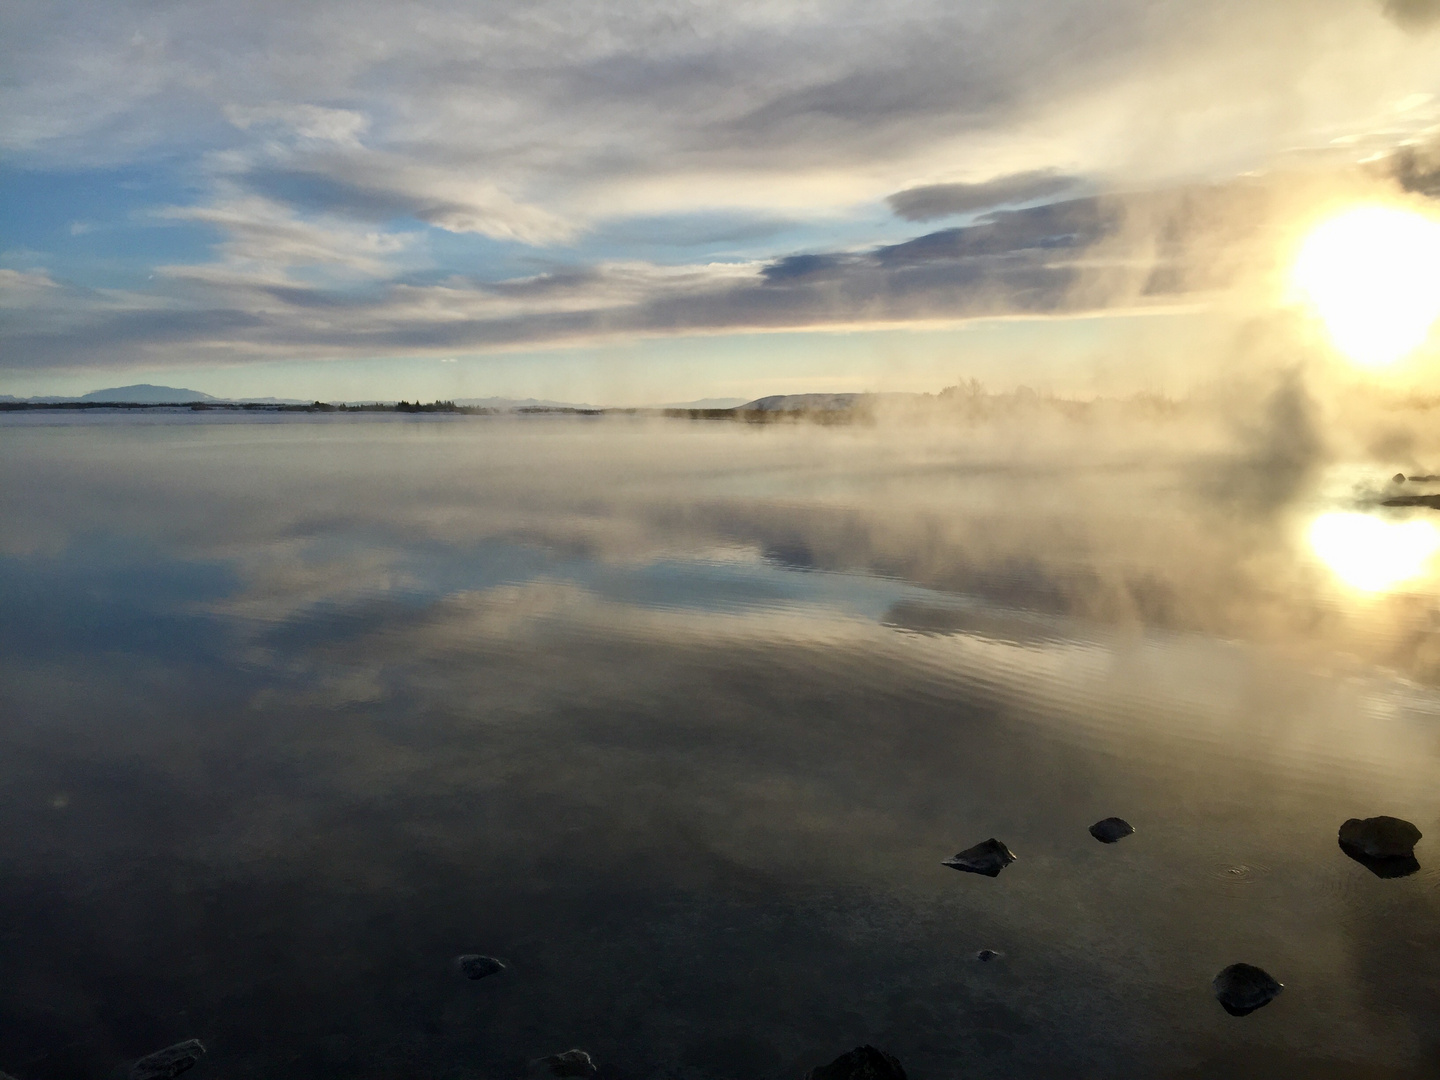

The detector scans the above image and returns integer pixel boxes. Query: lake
[1,411,1437,1079]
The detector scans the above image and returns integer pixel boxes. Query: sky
[3,0,1440,403]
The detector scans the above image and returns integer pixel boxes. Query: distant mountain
[1,385,320,404]
[79,384,215,403]
[739,393,865,412]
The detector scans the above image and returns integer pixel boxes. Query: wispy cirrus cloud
[887,172,1084,222]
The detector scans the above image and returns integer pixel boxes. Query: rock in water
[1338,816,1422,860]
[129,1040,206,1079]
[457,954,506,980]
[943,838,1016,877]
[806,1046,908,1080]
[1089,817,1134,843]
[975,949,1002,962]
[539,1050,596,1078]
[1337,817,1422,877]
[1212,964,1283,1016]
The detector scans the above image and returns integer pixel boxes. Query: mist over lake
[2,410,1438,1080]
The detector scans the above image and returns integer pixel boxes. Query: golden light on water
[1309,512,1440,592]
[1292,206,1440,367]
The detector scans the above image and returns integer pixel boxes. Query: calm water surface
[1,414,1438,1079]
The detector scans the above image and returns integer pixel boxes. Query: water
[1,413,1438,1079]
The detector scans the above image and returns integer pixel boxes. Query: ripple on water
[1423,864,1440,893]
[1203,861,1285,903]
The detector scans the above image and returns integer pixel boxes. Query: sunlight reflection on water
[1309,512,1440,592]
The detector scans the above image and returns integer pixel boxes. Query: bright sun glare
[1309,512,1440,592]
[1292,206,1440,367]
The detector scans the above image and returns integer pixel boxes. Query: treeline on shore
[2,385,1186,424]
[0,399,599,415]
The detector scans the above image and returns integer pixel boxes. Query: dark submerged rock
[976,949,1002,962]
[129,1040,206,1080]
[1338,816,1422,860]
[1089,817,1134,843]
[943,838,1016,877]
[1212,964,1283,1016]
[457,953,506,980]
[540,1050,597,1078]
[806,1045,907,1080]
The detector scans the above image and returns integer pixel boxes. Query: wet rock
[805,1045,907,1080]
[538,1050,596,1078]
[1212,964,1283,1016]
[457,954,506,980]
[1338,816,1422,860]
[975,949,1002,962]
[129,1040,206,1080]
[943,838,1016,877]
[1089,817,1134,843]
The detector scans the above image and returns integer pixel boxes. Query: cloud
[155,193,416,276]
[1389,140,1440,196]
[223,103,370,144]
[759,254,850,283]
[0,189,1173,369]
[6,1,1439,196]
[887,172,1082,221]
[1384,0,1440,30]
[0,268,60,294]
[5,162,1401,377]
[5,0,1440,379]
[238,159,577,243]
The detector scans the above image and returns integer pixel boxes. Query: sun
[1291,205,1440,367]
[1308,512,1440,592]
